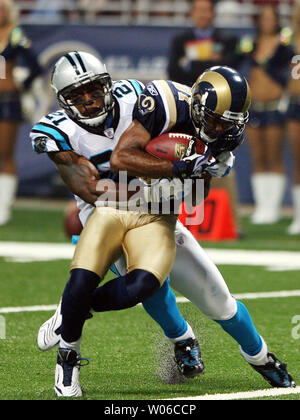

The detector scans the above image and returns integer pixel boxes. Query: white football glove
[141,177,193,204]
[205,151,235,178]
[173,150,216,179]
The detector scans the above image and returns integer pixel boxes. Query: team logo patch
[104,128,114,139]
[33,136,48,153]
[138,94,155,116]
[146,83,158,96]
[176,234,185,246]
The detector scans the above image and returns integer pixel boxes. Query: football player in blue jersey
[32,52,295,397]
[110,67,296,390]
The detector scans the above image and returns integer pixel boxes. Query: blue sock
[214,301,262,356]
[110,266,187,339]
[142,277,188,339]
[91,269,160,312]
[61,268,100,342]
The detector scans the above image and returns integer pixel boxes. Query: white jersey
[30,79,144,224]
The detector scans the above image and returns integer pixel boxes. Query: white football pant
[114,220,237,321]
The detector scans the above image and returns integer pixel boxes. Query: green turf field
[0,207,299,401]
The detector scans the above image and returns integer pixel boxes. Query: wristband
[172,161,188,181]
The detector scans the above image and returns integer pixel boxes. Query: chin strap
[199,127,217,144]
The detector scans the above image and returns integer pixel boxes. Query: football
[145,132,208,162]
[64,200,83,238]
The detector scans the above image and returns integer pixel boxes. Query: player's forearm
[48,151,100,205]
[111,147,174,178]
[59,163,99,205]
[111,120,174,178]
[48,151,138,205]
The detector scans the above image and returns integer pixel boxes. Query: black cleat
[174,338,205,378]
[249,352,296,388]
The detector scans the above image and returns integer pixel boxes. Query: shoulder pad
[31,111,75,150]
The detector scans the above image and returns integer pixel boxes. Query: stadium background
[14,0,295,204]
[1,0,300,401]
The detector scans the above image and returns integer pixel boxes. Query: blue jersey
[133,80,244,156]
[133,80,194,138]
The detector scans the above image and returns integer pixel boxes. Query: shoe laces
[58,348,90,367]
[78,357,90,367]
[176,339,199,364]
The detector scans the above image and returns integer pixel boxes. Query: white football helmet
[51,51,114,128]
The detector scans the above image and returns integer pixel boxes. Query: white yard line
[176,290,300,303]
[0,304,58,314]
[1,290,300,314]
[1,242,300,271]
[165,386,300,400]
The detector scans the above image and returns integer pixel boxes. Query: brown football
[145,132,208,162]
[64,200,83,238]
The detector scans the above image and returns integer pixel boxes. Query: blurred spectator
[29,0,80,23]
[167,0,239,86]
[167,0,244,236]
[83,0,129,23]
[286,0,300,234]
[0,0,42,225]
[214,0,243,28]
[238,5,294,224]
[78,0,106,21]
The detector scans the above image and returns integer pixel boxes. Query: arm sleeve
[30,121,73,154]
[132,83,168,138]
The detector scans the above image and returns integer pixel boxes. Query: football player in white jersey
[32,51,211,397]
[31,52,295,397]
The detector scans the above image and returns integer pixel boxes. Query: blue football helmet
[191,66,251,143]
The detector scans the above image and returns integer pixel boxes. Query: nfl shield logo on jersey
[104,128,114,139]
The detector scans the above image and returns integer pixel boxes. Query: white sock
[59,337,81,355]
[167,323,196,344]
[240,336,269,366]
[0,173,17,224]
[251,173,286,223]
[291,185,300,223]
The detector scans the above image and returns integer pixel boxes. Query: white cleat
[37,301,62,351]
[251,210,280,225]
[286,220,300,235]
[0,209,11,226]
[54,348,87,397]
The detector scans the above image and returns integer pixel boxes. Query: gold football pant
[70,207,177,285]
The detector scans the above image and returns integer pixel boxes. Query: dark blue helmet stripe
[228,76,248,113]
